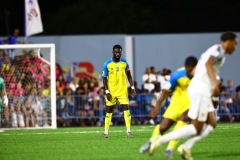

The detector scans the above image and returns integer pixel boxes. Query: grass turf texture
[0,123,240,160]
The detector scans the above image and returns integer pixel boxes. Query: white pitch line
[1,125,240,136]
[0,129,152,136]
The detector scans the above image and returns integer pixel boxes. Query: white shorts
[188,93,214,122]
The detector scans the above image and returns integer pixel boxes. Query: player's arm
[150,73,176,117]
[102,63,112,101]
[126,70,136,97]
[150,87,170,118]
[206,56,219,96]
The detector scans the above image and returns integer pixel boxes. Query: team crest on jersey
[200,113,205,117]
[116,67,119,72]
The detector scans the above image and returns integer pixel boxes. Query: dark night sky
[0,0,240,36]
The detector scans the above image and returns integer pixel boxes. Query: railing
[1,93,240,128]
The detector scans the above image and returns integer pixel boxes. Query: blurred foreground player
[149,32,238,160]
[140,56,198,158]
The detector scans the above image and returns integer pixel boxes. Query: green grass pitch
[1,123,240,160]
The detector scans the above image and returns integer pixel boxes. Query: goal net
[0,44,56,129]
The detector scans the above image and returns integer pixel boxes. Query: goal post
[0,44,56,129]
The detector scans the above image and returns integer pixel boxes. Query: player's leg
[165,110,189,158]
[182,111,216,150]
[140,118,175,154]
[121,104,132,137]
[118,95,131,137]
[140,104,177,154]
[103,105,114,138]
[102,96,116,138]
[149,94,209,155]
[151,118,175,140]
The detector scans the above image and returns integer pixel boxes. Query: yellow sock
[104,113,112,133]
[167,121,187,150]
[124,110,131,131]
[150,124,160,141]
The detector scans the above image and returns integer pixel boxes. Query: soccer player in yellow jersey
[102,44,136,138]
[140,56,198,158]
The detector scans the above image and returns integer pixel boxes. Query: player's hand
[212,84,220,97]
[3,95,8,106]
[131,89,136,98]
[106,93,112,101]
[150,107,160,118]
[212,96,219,109]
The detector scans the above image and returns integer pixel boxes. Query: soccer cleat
[126,132,132,138]
[164,149,173,159]
[139,141,151,154]
[177,145,193,160]
[102,134,108,138]
[149,135,162,155]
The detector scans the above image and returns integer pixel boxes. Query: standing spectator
[142,67,156,93]
[69,77,79,92]
[10,97,25,128]
[93,87,105,126]
[23,97,35,127]
[236,85,240,93]
[55,63,65,80]
[226,80,234,96]
[7,29,19,60]
[157,68,171,91]
[219,87,235,122]
[225,80,235,117]
[150,66,161,92]
[101,44,136,138]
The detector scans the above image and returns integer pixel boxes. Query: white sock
[126,128,131,133]
[160,124,197,144]
[104,129,108,135]
[184,124,214,149]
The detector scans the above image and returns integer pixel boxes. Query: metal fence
[1,92,240,128]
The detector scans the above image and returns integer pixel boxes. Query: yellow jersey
[166,67,191,105]
[102,58,130,97]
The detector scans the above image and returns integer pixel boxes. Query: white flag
[25,0,43,37]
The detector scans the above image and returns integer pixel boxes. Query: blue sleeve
[102,62,108,77]
[168,73,178,91]
[125,61,129,70]
[121,58,130,71]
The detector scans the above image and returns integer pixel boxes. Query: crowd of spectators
[0,35,240,128]
[0,47,51,128]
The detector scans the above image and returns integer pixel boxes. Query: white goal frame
[0,44,56,129]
